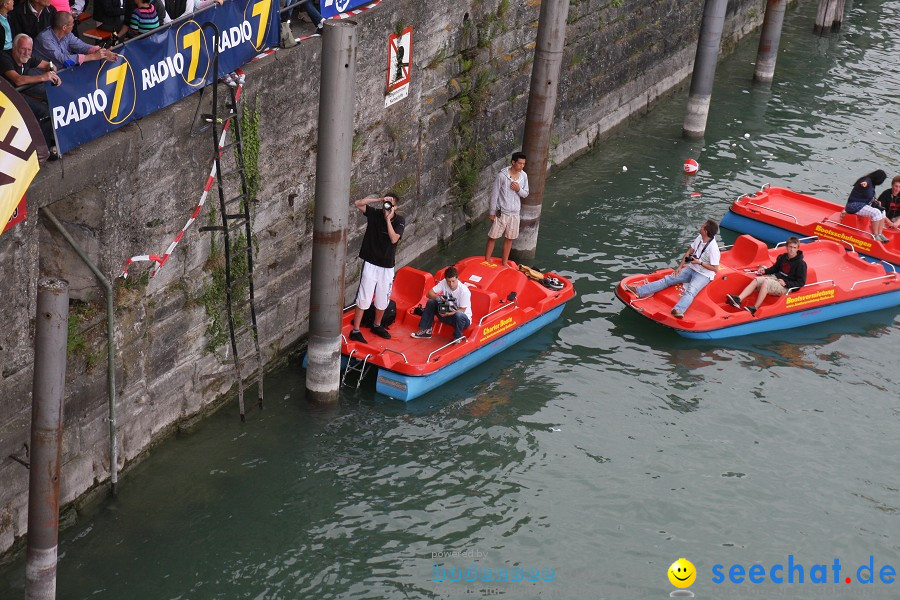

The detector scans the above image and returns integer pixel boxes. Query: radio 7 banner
[46,0,279,154]
[320,0,374,18]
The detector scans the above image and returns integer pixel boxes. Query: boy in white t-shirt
[411,266,472,340]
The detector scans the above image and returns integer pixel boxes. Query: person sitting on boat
[349,193,405,344]
[411,266,472,341]
[843,169,888,242]
[725,236,807,317]
[623,219,720,319]
[878,174,900,229]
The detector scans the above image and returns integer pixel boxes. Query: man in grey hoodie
[485,151,529,267]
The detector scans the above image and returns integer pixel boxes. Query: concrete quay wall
[0,0,765,557]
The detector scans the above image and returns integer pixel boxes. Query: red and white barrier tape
[331,0,382,19]
[121,70,244,278]
[121,0,384,279]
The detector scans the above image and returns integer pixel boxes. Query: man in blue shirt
[34,12,118,68]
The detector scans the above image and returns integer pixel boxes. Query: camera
[684,254,698,263]
[435,295,457,315]
[381,201,394,210]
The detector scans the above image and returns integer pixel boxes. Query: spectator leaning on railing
[1,33,59,154]
[35,11,119,67]
[9,0,56,40]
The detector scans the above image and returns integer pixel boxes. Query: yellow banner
[0,78,45,236]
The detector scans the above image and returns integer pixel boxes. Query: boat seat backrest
[840,213,869,230]
[468,288,497,326]
[392,268,433,310]
[723,235,771,268]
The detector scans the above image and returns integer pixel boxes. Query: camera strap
[694,238,713,261]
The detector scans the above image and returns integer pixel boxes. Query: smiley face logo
[668,558,696,588]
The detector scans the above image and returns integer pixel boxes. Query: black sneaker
[410,329,432,339]
[349,330,367,343]
[745,306,757,317]
[371,325,391,339]
[726,294,741,308]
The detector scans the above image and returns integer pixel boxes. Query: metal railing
[745,201,799,224]
[822,219,876,241]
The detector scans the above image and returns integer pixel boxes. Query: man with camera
[349,193,405,343]
[623,219,721,319]
[411,266,472,341]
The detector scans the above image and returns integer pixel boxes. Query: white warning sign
[385,26,412,108]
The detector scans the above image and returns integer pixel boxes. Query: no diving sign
[385,26,412,108]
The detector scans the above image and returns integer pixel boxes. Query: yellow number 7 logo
[251,0,271,50]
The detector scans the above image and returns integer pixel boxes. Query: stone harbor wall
[0,0,766,557]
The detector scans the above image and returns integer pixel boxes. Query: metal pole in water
[25,277,69,600]
[306,20,357,403]
[511,0,569,263]
[753,0,787,84]
[682,0,729,138]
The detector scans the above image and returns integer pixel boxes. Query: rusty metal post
[682,0,728,138]
[26,277,69,600]
[510,0,569,262]
[306,20,357,403]
[753,0,787,84]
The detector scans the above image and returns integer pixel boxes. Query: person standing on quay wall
[485,151,529,267]
[349,193,405,344]
[878,174,900,229]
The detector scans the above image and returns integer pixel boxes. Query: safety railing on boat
[786,279,834,294]
[477,300,518,328]
[822,220,876,240]
[426,338,465,363]
[745,202,799,224]
[850,274,898,291]
[378,348,408,363]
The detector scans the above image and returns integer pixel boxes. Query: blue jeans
[635,269,711,314]
[281,0,319,23]
[419,299,471,339]
[304,0,322,24]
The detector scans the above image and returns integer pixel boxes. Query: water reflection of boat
[332,257,575,401]
[721,185,899,264]
[616,236,900,339]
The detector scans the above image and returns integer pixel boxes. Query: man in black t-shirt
[349,193,406,343]
[879,175,900,228]
[1,33,59,149]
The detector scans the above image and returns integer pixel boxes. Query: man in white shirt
[624,219,721,319]
[411,266,472,341]
[485,151,529,267]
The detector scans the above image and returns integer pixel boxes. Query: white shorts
[857,205,884,221]
[488,212,520,240]
[356,261,394,310]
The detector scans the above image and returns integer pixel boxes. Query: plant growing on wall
[236,96,261,203]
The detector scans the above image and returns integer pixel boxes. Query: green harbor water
[2,1,899,598]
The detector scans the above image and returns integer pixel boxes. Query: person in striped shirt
[120,0,161,38]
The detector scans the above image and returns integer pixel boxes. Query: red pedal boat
[616,235,900,339]
[721,185,899,264]
[332,257,575,401]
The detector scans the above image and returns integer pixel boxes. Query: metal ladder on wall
[197,24,264,421]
